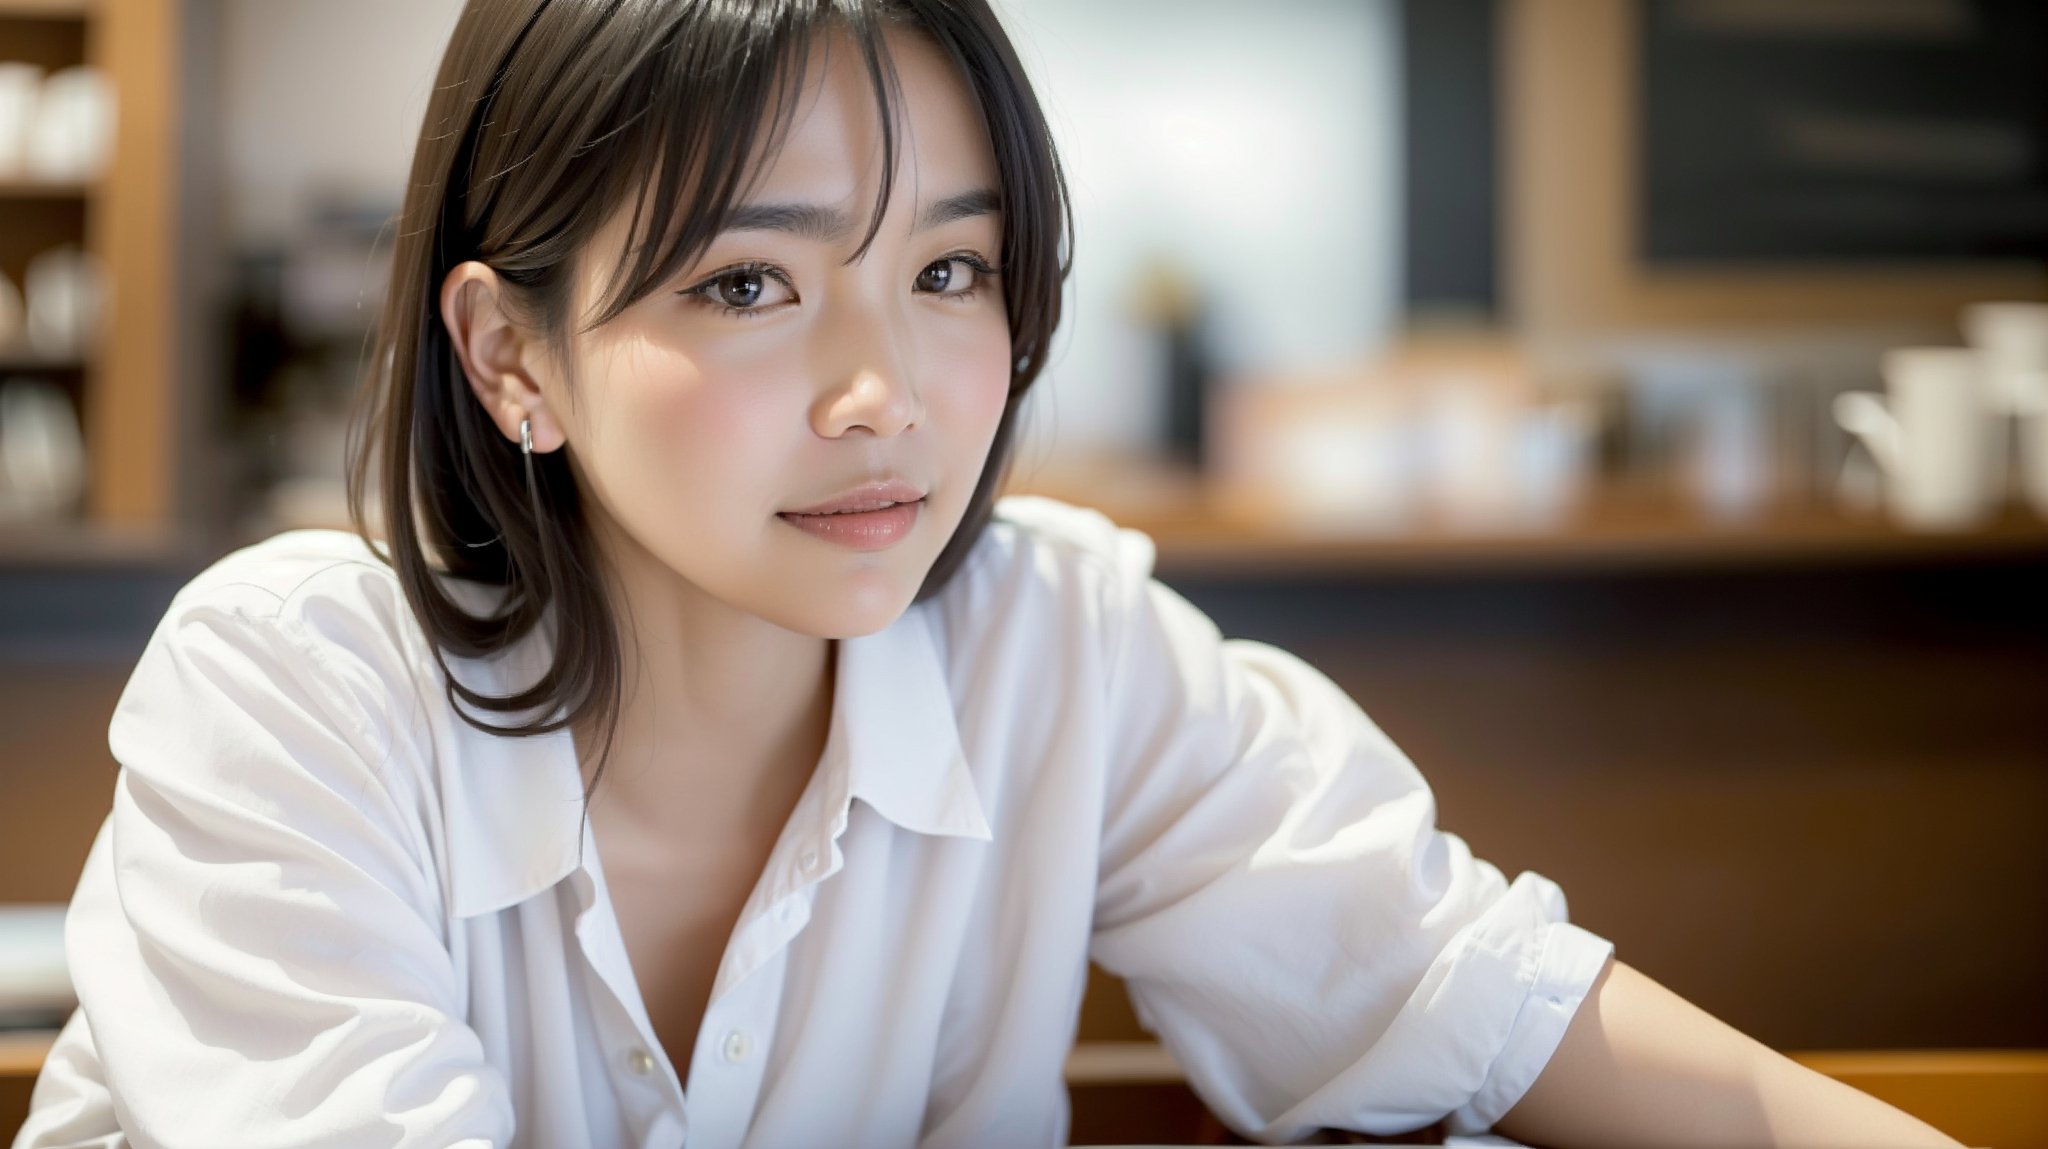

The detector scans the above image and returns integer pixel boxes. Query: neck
[572,513,837,820]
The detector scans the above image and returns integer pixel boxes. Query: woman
[17,1,1963,1146]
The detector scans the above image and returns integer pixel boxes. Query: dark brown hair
[343,0,1072,795]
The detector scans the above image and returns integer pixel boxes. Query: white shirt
[15,494,1613,1149]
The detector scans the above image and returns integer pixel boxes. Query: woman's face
[543,26,1011,639]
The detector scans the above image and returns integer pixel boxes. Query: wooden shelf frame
[1129,503,2048,580]
[1058,1041,2046,1148]
[1005,463,2048,579]
[0,178,92,198]
[82,0,179,527]
[1501,0,2048,342]
[0,349,89,373]
[0,0,180,539]
[0,1029,55,1079]
[0,0,94,18]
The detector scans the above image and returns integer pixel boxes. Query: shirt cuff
[1443,920,1616,1137]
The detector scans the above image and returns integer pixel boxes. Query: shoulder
[172,528,400,620]
[160,530,415,675]
[144,530,504,739]
[922,494,1163,659]
[168,527,504,642]
[967,494,1159,597]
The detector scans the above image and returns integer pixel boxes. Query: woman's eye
[714,271,766,308]
[917,254,999,299]
[681,263,794,318]
[683,254,997,318]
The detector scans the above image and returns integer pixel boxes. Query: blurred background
[3,0,2046,1144]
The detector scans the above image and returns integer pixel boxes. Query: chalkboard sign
[1640,0,2048,265]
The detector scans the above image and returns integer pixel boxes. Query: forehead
[741,24,999,206]
[575,21,1002,311]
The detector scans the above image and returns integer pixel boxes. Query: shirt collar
[835,603,991,842]
[440,598,990,920]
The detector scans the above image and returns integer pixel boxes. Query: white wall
[995,0,1404,459]
[217,0,465,246]
[213,0,1404,457]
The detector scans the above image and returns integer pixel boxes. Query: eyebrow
[718,187,1002,243]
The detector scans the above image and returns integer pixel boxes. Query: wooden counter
[1002,466,2048,579]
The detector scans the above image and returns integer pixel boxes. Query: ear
[440,261,569,453]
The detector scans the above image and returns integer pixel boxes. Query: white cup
[1510,398,1595,529]
[0,378,87,521]
[23,246,107,359]
[0,63,41,176]
[2017,386,2048,521]
[1271,395,1420,535]
[1963,303,2048,411]
[1420,376,1518,530]
[1962,301,2048,519]
[25,66,115,182]
[1833,347,1995,531]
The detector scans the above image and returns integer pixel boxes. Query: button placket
[683,948,789,1149]
[569,843,688,1137]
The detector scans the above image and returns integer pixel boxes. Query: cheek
[928,314,1014,439]
[586,339,792,507]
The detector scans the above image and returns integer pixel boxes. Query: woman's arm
[1492,956,1966,1149]
[18,593,515,1149]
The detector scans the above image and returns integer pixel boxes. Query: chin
[781,572,922,640]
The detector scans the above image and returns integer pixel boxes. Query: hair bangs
[583,0,915,333]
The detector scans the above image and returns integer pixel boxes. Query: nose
[816,367,920,438]
[812,323,923,439]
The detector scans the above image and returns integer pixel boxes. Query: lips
[794,498,909,515]
[776,496,923,550]
[781,478,926,517]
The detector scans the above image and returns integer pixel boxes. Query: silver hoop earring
[519,417,533,456]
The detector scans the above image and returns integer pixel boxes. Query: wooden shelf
[1006,465,2048,579]
[0,519,190,566]
[0,0,180,533]
[0,177,92,198]
[1060,1041,2046,1147]
[1065,1040,1184,1086]
[0,0,93,17]
[0,1029,55,1078]
[0,349,88,373]
[1138,504,2048,579]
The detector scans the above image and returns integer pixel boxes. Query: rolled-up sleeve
[1085,524,1615,1143]
[18,592,513,1149]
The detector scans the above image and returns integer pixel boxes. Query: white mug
[1962,301,2048,519]
[25,66,115,182]
[23,246,107,359]
[2019,391,2048,521]
[0,378,87,521]
[1963,302,2048,412]
[1270,393,1421,535]
[0,63,40,177]
[1833,347,1994,531]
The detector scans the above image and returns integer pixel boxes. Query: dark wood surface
[1078,551,2048,1054]
[4,526,2043,1144]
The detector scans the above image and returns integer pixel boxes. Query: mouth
[781,478,927,516]
[776,497,925,551]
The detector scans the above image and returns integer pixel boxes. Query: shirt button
[799,848,821,874]
[721,1028,752,1064]
[626,1047,656,1076]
